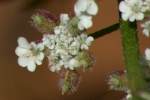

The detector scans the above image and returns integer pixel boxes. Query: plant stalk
[120,20,146,100]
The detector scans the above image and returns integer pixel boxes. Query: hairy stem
[120,21,146,100]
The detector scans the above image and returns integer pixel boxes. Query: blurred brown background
[0,0,149,100]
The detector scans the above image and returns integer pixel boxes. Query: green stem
[120,21,146,100]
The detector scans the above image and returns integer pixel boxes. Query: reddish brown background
[0,0,149,100]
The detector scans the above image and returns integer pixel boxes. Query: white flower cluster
[15,0,98,72]
[43,14,94,72]
[119,0,150,37]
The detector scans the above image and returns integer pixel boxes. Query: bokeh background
[0,0,149,100]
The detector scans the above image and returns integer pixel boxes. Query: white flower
[141,21,150,37]
[74,0,98,16]
[126,93,132,100]
[53,14,69,34]
[86,0,98,15]
[143,0,150,12]
[69,40,80,55]
[79,34,94,50]
[60,13,70,25]
[119,0,145,22]
[145,48,150,61]
[78,15,93,30]
[42,34,56,49]
[15,37,44,72]
[86,36,94,45]
[65,58,80,70]
[50,61,64,72]
[54,25,66,34]
[74,0,88,16]
[144,48,150,67]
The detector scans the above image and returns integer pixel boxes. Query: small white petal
[87,0,98,15]
[38,52,44,61]
[27,60,36,72]
[141,21,150,37]
[81,44,89,50]
[119,1,128,12]
[18,57,28,67]
[143,29,149,37]
[136,13,144,20]
[15,47,31,57]
[122,13,129,21]
[129,16,136,22]
[54,27,61,34]
[60,13,70,24]
[17,37,31,49]
[86,36,94,45]
[37,43,44,51]
[78,15,93,30]
[145,48,150,61]
[74,4,82,16]
[35,53,44,65]
[74,0,88,16]
[68,59,80,69]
